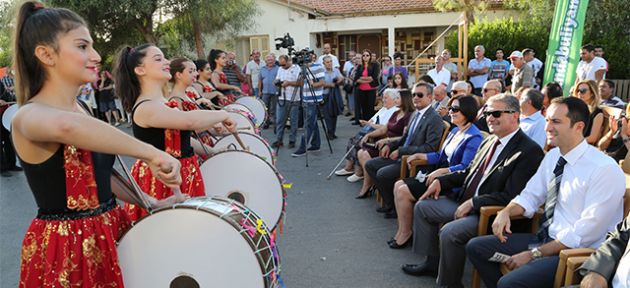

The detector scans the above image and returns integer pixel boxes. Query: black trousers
[0,125,16,171]
[355,89,376,121]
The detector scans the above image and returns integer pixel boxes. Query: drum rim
[117,196,281,287]
[200,149,287,230]
[2,104,19,131]
[226,110,256,133]
[213,131,275,165]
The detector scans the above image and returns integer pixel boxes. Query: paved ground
[0,114,474,287]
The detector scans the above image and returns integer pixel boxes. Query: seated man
[466,96,626,288]
[402,94,544,288]
[364,83,444,217]
[579,215,630,288]
[519,89,547,148]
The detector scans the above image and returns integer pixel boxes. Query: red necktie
[459,139,501,203]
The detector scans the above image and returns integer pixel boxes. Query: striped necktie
[536,156,568,243]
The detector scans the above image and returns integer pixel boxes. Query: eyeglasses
[578,88,589,94]
[483,110,516,118]
[412,92,425,98]
[449,106,461,113]
[362,54,370,57]
[452,90,464,95]
[483,88,497,93]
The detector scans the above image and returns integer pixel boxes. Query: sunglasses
[452,90,465,95]
[362,54,370,57]
[449,106,461,113]
[577,88,589,94]
[484,110,516,118]
[412,92,425,98]
[483,88,497,93]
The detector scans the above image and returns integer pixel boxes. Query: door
[357,34,381,59]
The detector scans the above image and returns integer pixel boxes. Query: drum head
[2,104,18,131]
[227,111,256,134]
[213,132,274,165]
[117,202,265,287]
[200,151,284,229]
[236,97,267,127]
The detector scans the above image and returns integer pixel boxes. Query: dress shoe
[376,206,393,213]
[384,211,398,219]
[401,263,438,277]
[389,236,411,249]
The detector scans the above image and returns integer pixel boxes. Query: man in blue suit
[401,94,545,288]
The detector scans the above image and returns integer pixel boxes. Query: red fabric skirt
[19,205,131,288]
[218,94,237,106]
[124,155,205,222]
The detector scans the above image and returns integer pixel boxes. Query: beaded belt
[37,197,117,220]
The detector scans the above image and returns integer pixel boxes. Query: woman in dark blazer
[388,96,483,248]
[353,49,380,123]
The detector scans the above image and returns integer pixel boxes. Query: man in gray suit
[579,215,630,287]
[402,94,545,288]
[365,83,444,218]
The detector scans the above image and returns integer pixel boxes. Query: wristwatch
[530,247,543,260]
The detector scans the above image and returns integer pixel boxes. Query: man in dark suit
[364,83,444,217]
[401,94,545,288]
[579,215,630,287]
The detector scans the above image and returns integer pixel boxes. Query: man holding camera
[273,55,301,149]
[292,51,326,157]
[259,54,280,129]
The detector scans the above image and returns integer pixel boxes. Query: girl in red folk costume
[192,59,227,107]
[209,49,241,105]
[169,57,227,155]
[11,2,183,287]
[115,45,236,221]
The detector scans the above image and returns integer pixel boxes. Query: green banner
[543,0,590,96]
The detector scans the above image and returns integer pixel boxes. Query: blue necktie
[403,113,421,147]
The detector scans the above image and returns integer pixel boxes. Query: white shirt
[343,61,354,77]
[246,60,263,86]
[512,140,625,249]
[576,56,608,81]
[316,54,340,69]
[474,128,519,196]
[275,64,301,101]
[613,240,630,288]
[427,67,451,88]
[370,106,399,125]
[527,58,543,76]
[519,111,547,148]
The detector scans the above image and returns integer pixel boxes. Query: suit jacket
[389,107,444,156]
[437,129,544,212]
[426,124,483,172]
[579,216,630,284]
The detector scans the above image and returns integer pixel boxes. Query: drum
[2,104,18,131]
[117,196,281,288]
[236,96,267,127]
[213,132,275,165]
[226,110,256,134]
[224,103,257,124]
[200,150,286,230]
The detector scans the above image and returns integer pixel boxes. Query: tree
[166,0,258,59]
[433,0,490,23]
[0,0,16,67]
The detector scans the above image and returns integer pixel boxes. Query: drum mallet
[326,146,355,180]
[232,132,249,151]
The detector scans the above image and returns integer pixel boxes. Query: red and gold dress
[19,145,131,287]
[216,72,237,106]
[124,100,205,222]
[176,92,215,156]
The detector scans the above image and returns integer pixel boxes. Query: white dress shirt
[427,67,451,87]
[512,140,625,249]
[474,128,520,196]
[519,111,547,148]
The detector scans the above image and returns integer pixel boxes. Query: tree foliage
[443,0,630,78]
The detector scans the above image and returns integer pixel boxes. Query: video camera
[274,33,314,66]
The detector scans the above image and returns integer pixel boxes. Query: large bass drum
[213,132,275,165]
[117,196,281,288]
[200,150,285,230]
[236,96,267,127]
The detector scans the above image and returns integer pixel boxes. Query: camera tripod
[276,61,333,167]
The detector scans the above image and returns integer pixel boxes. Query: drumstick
[326,146,355,180]
[232,132,249,151]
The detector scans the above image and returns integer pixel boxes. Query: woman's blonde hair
[574,80,601,113]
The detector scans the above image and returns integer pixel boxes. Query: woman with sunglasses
[354,90,415,197]
[388,96,482,248]
[353,49,380,123]
[573,80,604,145]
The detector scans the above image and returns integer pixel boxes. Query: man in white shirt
[523,48,543,89]
[427,56,451,88]
[519,89,547,147]
[316,43,340,69]
[342,50,356,77]
[575,44,608,85]
[246,49,263,98]
[272,55,302,149]
[466,96,625,288]
[442,49,459,92]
